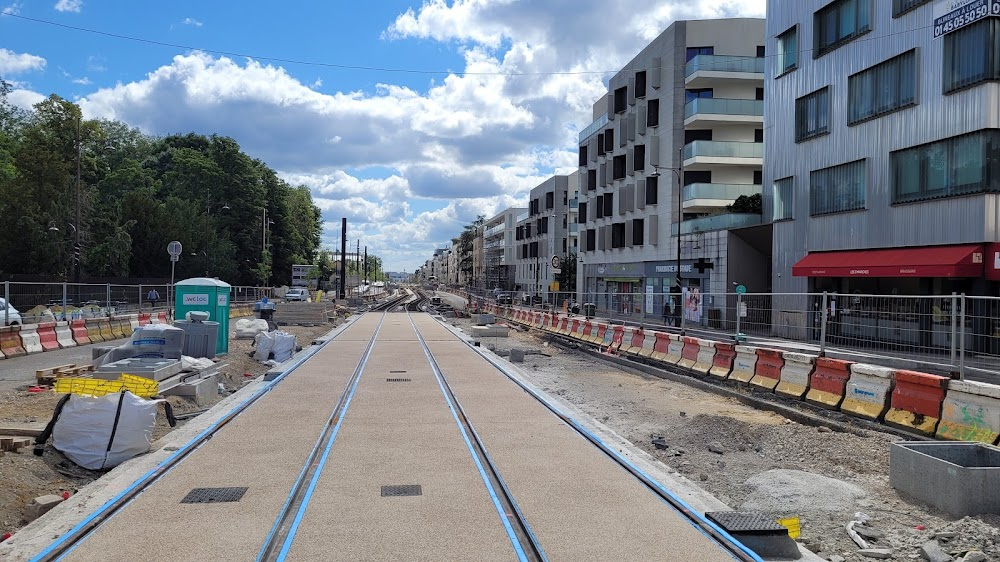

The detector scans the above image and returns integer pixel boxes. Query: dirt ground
[456,317,1000,562]
[0,323,335,538]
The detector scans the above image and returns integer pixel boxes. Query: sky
[0,0,765,273]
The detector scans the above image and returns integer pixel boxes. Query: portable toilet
[174,277,231,354]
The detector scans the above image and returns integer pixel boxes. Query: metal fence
[2,281,274,324]
[466,288,1000,381]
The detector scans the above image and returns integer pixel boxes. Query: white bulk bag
[51,392,166,470]
[271,332,297,362]
[254,331,275,362]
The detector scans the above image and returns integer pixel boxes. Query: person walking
[147,288,160,309]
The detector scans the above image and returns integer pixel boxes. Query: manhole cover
[386,378,412,382]
[706,512,787,535]
[181,487,248,504]
[381,485,422,497]
[389,370,407,373]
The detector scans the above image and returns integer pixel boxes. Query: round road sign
[167,240,183,257]
[551,255,561,269]
[735,284,747,295]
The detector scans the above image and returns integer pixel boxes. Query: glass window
[892,0,931,17]
[848,50,917,124]
[891,130,1000,203]
[685,88,713,103]
[944,19,1000,94]
[814,0,871,57]
[795,87,830,142]
[776,26,798,75]
[810,159,866,215]
[772,177,794,221]
[686,47,713,62]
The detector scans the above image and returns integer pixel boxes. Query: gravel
[454,316,1000,562]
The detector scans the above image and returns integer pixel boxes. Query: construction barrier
[805,358,854,410]
[98,318,115,342]
[54,321,76,349]
[594,323,608,346]
[692,339,716,374]
[569,319,581,339]
[885,370,949,436]
[583,321,596,343]
[128,314,139,335]
[35,322,60,352]
[651,333,672,361]
[109,317,125,340]
[601,324,615,350]
[749,348,785,391]
[709,342,736,378]
[677,337,700,370]
[0,346,4,360]
[639,330,657,358]
[609,326,625,353]
[729,345,759,384]
[19,324,43,354]
[138,313,150,326]
[622,328,644,355]
[936,380,1000,444]
[0,326,26,358]
[558,317,571,335]
[665,334,685,364]
[157,311,168,324]
[774,352,816,400]
[841,363,895,421]
[85,318,105,343]
[70,320,90,345]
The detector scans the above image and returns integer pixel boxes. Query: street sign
[736,284,747,295]
[933,0,1000,38]
[167,241,182,258]
[551,255,561,269]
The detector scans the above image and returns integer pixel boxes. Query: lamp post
[204,201,230,277]
[649,147,685,333]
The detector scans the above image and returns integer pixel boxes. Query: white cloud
[0,48,46,75]
[181,17,203,27]
[72,76,91,85]
[2,2,21,15]
[53,0,81,13]
[7,88,45,109]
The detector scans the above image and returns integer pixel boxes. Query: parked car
[0,298,22,325]
[497,293,513,305]
[284,288,309,302]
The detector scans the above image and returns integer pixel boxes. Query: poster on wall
[683,286,702,324]
[645,285,654,314]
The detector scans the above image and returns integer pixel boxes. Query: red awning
[792,245,985,278]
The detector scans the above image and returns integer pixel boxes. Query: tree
[727,193,762,214]
[555,252,577,292]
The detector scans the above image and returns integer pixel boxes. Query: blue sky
[0,0,764,273]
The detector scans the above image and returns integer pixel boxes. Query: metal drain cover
[381,485,422,497]
[389,370,407,373]
[706,512,787,535]
[181,487,248,504]
[386,378,412,382]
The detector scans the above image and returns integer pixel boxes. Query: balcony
[672,213,762,235]
[682,140,762,169]
[684,55,764,88]
[569,223,579,234]
[569,197,578,209]
[684,98,763,127]
[578,113,609,144]
[682,183,761,213]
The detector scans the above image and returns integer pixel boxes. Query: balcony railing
[684,55,764,77]
[672,213,763,235]
[569,197,578,209]
[516,212,529,223]
[683,140,763,160]
[684,98,763,120]
[569,224,579,234]
[578,113,609,144]
[485,224,505,238]
[682,183,761,203]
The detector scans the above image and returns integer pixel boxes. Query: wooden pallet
[36,364,95,384]
[0,436,32,452]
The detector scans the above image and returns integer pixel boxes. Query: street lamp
[649,147,685,332]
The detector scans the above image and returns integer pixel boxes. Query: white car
[284,288,309,302]
[0,298,22,326]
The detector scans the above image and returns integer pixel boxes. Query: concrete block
[509,349,525,363]
[471,313,495,325]
[842,363,894,421]
[919,541,952,562]
[95,358,182,381]
[775,351,816,400]
[938,379,1000,443]
[24,494,63,523]
[729,345,758,384]
[469,325,509,338]
[163,373,219,406]
[890,441,1000,517]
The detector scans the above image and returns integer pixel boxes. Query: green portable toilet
[174,277,231,354]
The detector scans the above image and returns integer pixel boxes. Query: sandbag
[254,331,275,362]
[235,318,269,339]
[50,392,171,470]
[271,332,296,362]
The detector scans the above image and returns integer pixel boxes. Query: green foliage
[0,95,323,283]
[726,193,763,215]
[555,252,577,292]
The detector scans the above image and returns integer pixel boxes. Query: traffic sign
[736,284,747,295]
[551,255,561,269]
[167,241,183,258]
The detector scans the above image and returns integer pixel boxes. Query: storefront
[645,260,715,324]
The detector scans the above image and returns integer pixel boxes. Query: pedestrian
[662,299,669,325]
[147,288,160,309]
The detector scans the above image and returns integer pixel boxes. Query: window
[892,0,931,17]
[754,170,763,184]
[635,71,647,98]
[603,193,614,216]
[578,202,587,222]
[647,99,660,127]
[848,49,917,124]
[632,218,645,245]
[613,155,627,180]
[686,47,713,61]
[810,159,866,215]
[525,224,532,237]
[755,129,764,143]
[776,26,798,75]
[586,229,596,251]
[614,86,627,113]
[944,19,1000,94]
[684,170,711,186]
[578,145,587,166]
[756,88,764,101]
[891,130,1000,203]
[530,242,538,258]
[645,176,658,205]
[685,88,713,103]
[685,129,713,143]
[772,177,794,221]
[604,128,615,152]
[633,144,645,172]
[611,223,626,248]
[814,0,871,58]
[597,133,605,156]
[795,87,830,142]
[545,192,554,209]
[587,169,597,190]
[756,45,765,57]
[596,195,605,219]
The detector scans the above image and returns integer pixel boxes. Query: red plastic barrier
[69,320,90,345]
[36,322,59,351]
[678,337,700,368]
[583,321,594,340]
[595,323,608,341]
[611,326,625,351]
[559,317,569,333]
[886,370,949,435]
[711,342,736,377]
[806,357,855,409]
[569,319,580,335]
[0,326,26,358]
[752,348,785,386]
[157,311,168,323]
[653,333,672,358]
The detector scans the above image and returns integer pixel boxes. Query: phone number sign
[933,0,1000,38]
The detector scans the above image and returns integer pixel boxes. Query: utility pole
[339,218,347,300]
[364,246,368,287]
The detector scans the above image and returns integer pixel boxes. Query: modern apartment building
[764,0,1000,342]
[577,18,768,317]
[513,173,577,302]
[291,264,316,288]
[484,207,527,291]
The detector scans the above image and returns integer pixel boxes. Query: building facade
[765,0,1000,342]
[577,18,767,318]
[291,264,317,288]
[513,173,577,302]
[484,207,527,291]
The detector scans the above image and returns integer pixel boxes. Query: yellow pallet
[54,374,159,398]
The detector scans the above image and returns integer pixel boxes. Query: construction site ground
[0,323,335,539]
[450,315,1000,562]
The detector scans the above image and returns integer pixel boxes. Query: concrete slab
[470,325,509,338]
[94,357,182,381]
[162,373,219,406]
